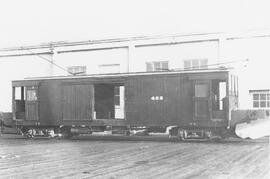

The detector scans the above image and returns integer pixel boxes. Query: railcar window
[15,87,22,100]
[195,84,209,97]
[14,86,26,115]
[14,87,25,100]
[26,90,37,101]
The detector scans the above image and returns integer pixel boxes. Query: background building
[0,31,269,112]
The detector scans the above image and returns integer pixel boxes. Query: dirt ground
[0,135,269,179]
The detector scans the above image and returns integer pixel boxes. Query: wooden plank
[62,84,93,121]
[126,75,194,126]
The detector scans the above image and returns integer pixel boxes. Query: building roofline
[249,89,270,93]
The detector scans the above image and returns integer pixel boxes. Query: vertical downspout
[128,44,136,73]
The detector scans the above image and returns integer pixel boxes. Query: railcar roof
[13,68,230,82]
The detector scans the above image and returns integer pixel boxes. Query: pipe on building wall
[0,52,52,58]
[56,46,128,54]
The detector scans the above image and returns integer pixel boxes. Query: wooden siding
[38,81,61,126]
[14,70,230,127]
[25,104,38,120]
[125,75,193,126]
[62,85,76,120]
[163,75,192,125]
[62,84,93,120]
[25,87,39,121]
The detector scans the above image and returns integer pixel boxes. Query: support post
[127,44,135,72]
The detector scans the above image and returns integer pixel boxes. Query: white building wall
[222,37,270,109]
[53,48,129,75]
[130,41,219,72]
[49,40,220,76]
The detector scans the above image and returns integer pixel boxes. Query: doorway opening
[211,80,227,119]
[94,83,125,119]
[13,86,26,119]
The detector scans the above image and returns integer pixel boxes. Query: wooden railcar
[12,69,239,139]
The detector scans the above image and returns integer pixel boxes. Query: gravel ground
[0,135,269,179]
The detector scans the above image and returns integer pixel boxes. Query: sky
[0,0,270,48]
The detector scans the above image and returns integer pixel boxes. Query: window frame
[146,61,169,72]
[195,83,209,98]
[250,90,270,109]
[183,59,208,70]
[67,66,87,75]
[26,89,38,101]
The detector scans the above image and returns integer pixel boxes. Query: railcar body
[11,69,239,139]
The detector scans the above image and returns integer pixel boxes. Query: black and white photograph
[0,0,269,178]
